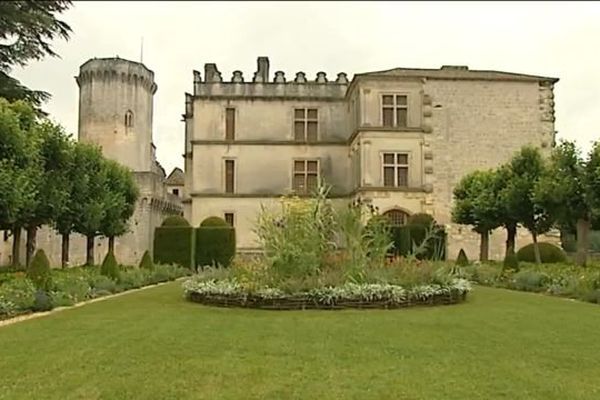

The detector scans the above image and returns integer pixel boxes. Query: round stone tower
[76,57,157,172]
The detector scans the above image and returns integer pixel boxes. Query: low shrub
[510,270,549,292]
[516,242,567,264]
[139,250,153,270]
[26,250,53,291]
[0,278,36,317]
[32,290,53,312]
[100,251,120,280]
[456,249,469,266]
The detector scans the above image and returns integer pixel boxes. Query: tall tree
[0,99,39,266]
[494,164,519,258]
[502,147,553,263]
[99,160,139,255]
[452,170,502,261]
[0,1,72,111]
[72,144,110,266]
[17,118,72,266]
[534,140,598,266]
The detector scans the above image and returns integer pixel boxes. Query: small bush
[196,217,236,269]
[88,274,117,294]
[26,250,53,291]
[0,278,36,314]
[100,251,120,281]
[32,290,53,312]
[456,249,469,266]
[407,213,435,228]
[510,270,549,292]
[503,250,520,271]
[138,250,154,270]
[118,269,146,290]
[516,242,567,264]
[161,215,190,227]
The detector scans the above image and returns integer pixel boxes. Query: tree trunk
[86,235,95,266]
[479,231,489,262]
[61,234,70,269]
[532,232,541,264]
[576,218,590,267]
[505,223,517,259]
[11,227,22,268]
[108,236,115,254]
[25,226,37,267]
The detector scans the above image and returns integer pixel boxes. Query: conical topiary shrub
[138,250,154,270]
[26,249,53,291]
[456,248,469,266]
[100,250,120,281]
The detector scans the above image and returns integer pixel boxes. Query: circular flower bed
[182,278,471,310]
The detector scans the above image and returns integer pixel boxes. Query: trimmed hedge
[161,215,190,227]
[138,250,153,270]
[516,242,567,264]
[153,226,195,269]
[26,250,52,291]
[196,216,236,269]
[100,251,120,280]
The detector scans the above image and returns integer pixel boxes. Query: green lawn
[0,284,599,400]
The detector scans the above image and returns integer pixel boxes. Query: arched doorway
[383,209,410,226]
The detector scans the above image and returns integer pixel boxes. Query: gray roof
[165,167,184,186]
[356,66,558,83]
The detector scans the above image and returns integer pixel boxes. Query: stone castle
[0,56,559,266]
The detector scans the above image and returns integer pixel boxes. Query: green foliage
[456,249,469,266]
[390,226,412,256]
[199,216,228,227]
[196,217,236,269]
[32,289,53,312]
[516,242,567,264]
[390,222,446,261]
[138,250,153,270]
[407,213,435,228]
[100,251,120,281]
[452,170,502,234]
[502,146,553,255]
[26,249,52,291]
[161,215,190,227]
[153,226,195,269]
[0,1,72,111]
[503,249,520,271]
[254,186,336,279]
[99,160,139,240]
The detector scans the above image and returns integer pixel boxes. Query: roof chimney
[254,57,270,83]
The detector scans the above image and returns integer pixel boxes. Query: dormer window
[125,110,134,128]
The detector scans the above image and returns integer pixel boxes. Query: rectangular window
[293,108,318,142]
[225,108,235,140]
[382,152,409,187]
[224,213,234,227]
[292,159,319,194]
[382,95,408,128]
[225,159,235,193]
[172,188,179,196]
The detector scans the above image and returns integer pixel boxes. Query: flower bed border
[187,290,468,310]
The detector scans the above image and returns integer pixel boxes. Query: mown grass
[0,283,599,399]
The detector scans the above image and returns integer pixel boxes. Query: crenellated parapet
[192,57,350,99]
[76,57,157,94]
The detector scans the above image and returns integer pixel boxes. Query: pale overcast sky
[12,1,600,174]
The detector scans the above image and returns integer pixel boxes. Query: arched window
[124,110,134,128]
[383,209,410,226]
